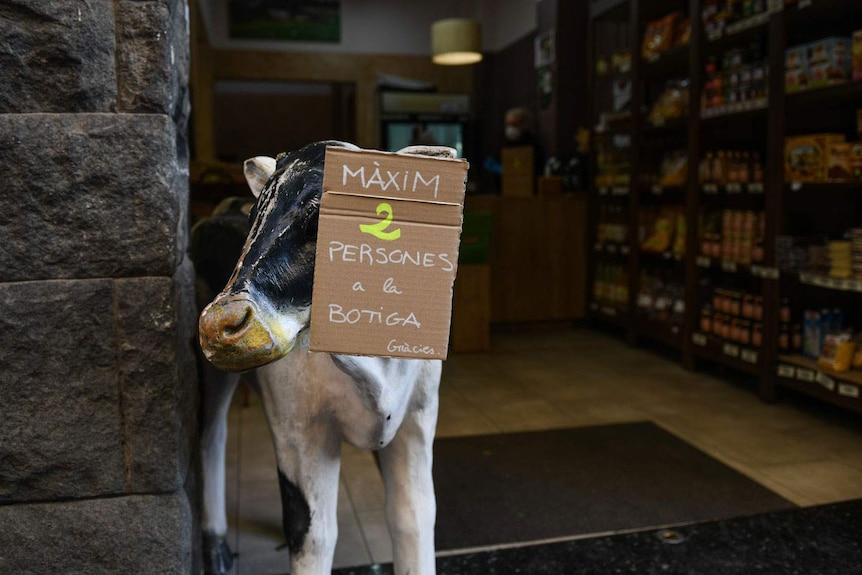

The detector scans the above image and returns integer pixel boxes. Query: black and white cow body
[197,141,449,575]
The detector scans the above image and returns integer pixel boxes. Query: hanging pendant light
[431,18,483,65]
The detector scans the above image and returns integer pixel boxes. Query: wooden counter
[464,194,588,324]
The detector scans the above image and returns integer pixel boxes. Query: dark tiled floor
[334,499,862,575]
[223,326,862,574]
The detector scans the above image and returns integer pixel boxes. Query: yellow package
[785,134,846,183]
[818,333,855,372]
[642,12,680,60]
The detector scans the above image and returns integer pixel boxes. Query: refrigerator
[379,92,471,158]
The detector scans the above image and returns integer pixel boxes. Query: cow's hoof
[203,533,235,575]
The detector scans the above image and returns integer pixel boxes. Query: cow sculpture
[197,141,456,575]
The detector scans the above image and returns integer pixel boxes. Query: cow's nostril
[222,305,253,337]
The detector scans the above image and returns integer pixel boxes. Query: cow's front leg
[258,379,342,575]
[378,396,440,575]
[200,363,242,575]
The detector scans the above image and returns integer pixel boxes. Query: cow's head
[198,141,456,372]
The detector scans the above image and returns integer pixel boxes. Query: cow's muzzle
[199,294,293,372]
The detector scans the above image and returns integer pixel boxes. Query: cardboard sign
[310,147,468,359]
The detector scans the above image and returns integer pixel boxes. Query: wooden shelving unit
[588,0,862,414]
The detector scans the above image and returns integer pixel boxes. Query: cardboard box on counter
[310,146,468,359]
[502,146,535,197]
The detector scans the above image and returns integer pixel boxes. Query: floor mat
[430,422,794,551]
[334,499,862,575]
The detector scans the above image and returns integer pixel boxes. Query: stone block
[116,277,183,492]
[174,255,202,483]
[0,493,193,575]
[0,0,117,112]
[116,0,190,116]
[0,280,125,503]
[115,272,199,493]
[0,114,180,282]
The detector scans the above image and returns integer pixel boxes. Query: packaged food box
[808,59,851,89]
[827,143,853,182]
[854,30,862,81]
[805,36,853,88]
[785,68,808,93]
[851,143,862,181]
[785,134,846,183]
[807,37,851,67]
[785,44,808,71]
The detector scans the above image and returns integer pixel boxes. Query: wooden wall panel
[210,50,474,150]
[465,194,588,324]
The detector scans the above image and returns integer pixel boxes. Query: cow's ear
[243,156,277,198]
[396,145,458,159]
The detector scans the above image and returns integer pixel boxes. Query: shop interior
[190,1,862,573]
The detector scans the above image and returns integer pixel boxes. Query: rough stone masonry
[0,1,199,573]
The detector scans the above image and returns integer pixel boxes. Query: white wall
[200,0,536,55]
[475,0,538,52]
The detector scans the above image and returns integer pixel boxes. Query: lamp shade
[431,18,483,65]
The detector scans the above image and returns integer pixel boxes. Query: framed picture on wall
[534,30,555,68]
[228,0,341,42]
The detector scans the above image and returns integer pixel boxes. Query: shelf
[797,273,862,293]
[776,355,862,414]
[641,184,686,197]
[784,0,862,28]
[595,71,632,83]
[705,10,772,47]
[691,332,763,376]
[786,81,862,109]
[595,114,633,134]
[694,257,779,279]
[633,316,682,349]
[701,101,768,121]
[586,0,862,416]
[596,185,631,197]
[695,256,749,275]
[639,250,685,265]
[588,301,629,328]
[785,182,862,193]
[593,242,631,257]
[702,182,765,195]
[640,46,689,80]
[642,117,687,136]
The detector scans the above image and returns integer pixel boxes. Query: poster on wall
[534,30,555,68]
[228,0,341,42]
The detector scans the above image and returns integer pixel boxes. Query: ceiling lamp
[431,18,483,65]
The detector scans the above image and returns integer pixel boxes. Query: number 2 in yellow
[360,202,401,241]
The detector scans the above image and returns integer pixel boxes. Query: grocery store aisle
[221,325,862,574]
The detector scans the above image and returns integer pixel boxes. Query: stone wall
[0,1,199,573]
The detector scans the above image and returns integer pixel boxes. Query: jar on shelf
[700,306,713,333]
[792,323,802,351]
[779,324,790,352]
[752,322,763,348]
[780,298,791,324]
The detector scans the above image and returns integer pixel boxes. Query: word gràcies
[342,160,441,198]
[328,241,455,272]
[387,340,435,356]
